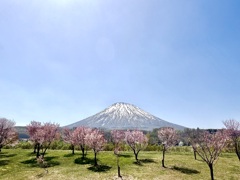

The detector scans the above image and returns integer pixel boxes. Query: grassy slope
[0,149,239,180]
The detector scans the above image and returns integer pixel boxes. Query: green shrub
[104,143,114,151]
[19,141,32,149]
[145,144,162,151]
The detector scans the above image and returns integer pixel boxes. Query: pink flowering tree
[27,121,59,158]
[73,126,92,159]
[111,130,126,178]
[85,129,107,166]
[223,119,240,161]
[40,122,59,157]
[125,130,148,163]
[62,128,76,154]
[185,128,202,160]
[26,121,42,155]
[0,118,18,152]
[190,130,228,180]
[158,127,178,167]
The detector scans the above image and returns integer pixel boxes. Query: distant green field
[0,149,239,180]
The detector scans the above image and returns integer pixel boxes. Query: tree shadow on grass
[172,166,200,174]
[133,161,143,166]
[63,153,75,157]
[26,152,36,156]
[87,165,112,172]
[74,157,95,165]
[133,158,156,166]
[140,158,156,164]
[44,156,58,161]
[21,156,60,168]
[0,152,17,158]
[0,160,10,166]
[119,154,132,158]
[44,156,60,167]
[21,158,38,167]
[26,152,49,157]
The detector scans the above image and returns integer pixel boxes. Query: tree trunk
[208,163,214,180]
[81,147,85,159]
[71,144,75,155]
[194,150,197,160]
[34,144,37,153]
[237,151,240,161]
[94,152,98,166]
[117,155,122,178]
[36,143,40,158]
[134,150,139,163]
[42,142,51,158]
[162,147,166,168]
[234,142,240,161]
[118,165,121,178]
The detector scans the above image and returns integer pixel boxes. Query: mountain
[15,126,29,139]
[65,102,186,131]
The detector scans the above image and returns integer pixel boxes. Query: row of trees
[1,118,239,180]
[26,119,239,180]
[63,127,148,167]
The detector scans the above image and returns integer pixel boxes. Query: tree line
[0,118,239,180]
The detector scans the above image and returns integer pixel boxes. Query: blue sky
[0,0,239,129]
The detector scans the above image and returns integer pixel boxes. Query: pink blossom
[125,130,148,162]
[0,118,18,151]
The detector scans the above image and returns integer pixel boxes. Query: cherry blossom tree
[223,119,240,161]
[26,121,42,155]
[0,118,18,152]
[190,130,228,180]
[185,128,202,160]
[27,121,59,158]
[125,130,148,163]
[111,129,126,178]
[40,122,59,157]
[158,127,178,167]
[62,128,76,154]
[85,129,106,166]
[73,126,92,159]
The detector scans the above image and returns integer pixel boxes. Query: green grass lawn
[0,149,239,180]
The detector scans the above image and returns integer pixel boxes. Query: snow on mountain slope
[65,102,186,131]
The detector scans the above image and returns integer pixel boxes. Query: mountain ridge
[65,102,186,131]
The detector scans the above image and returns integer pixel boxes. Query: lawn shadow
[21,156,60,167]
[119,154,132,158]
[27,152,49,157]
[74,157,95,165]
[21,158,38,167]
[133,158,156,166]
[172,166,200,174]
[0,160,10,166]
[87,165,112,172]
[26,152,36,156]
[0,152,17,158]
[63,153,75,157]
[44,156,58,161]
[44,156,60,167]
[133,161,143,166]
[140,158,156,164]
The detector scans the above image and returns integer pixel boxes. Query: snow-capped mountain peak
[65,102,185,131]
